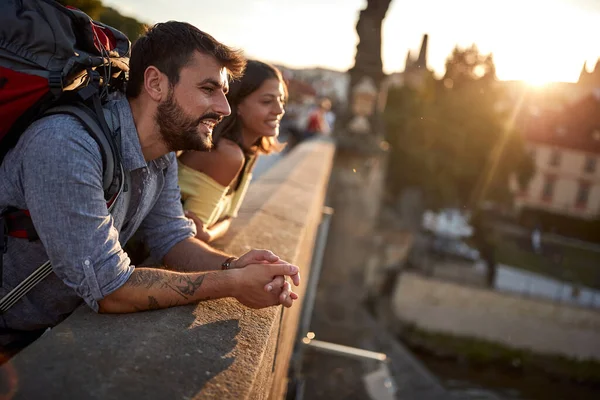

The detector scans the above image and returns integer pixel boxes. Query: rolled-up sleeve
[21,122,134,312]
[138,154,196,262]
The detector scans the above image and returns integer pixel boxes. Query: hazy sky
[103,0,600,83]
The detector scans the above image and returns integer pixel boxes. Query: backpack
[0,0,131,313]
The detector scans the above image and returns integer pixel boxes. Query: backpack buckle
[48,72,63,97]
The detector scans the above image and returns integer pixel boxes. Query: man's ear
[144,66,168,102]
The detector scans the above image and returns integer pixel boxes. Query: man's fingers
[264,275,285,292]
[280,282,293,307]
[269,263,299,277]
[250,249,279,263]
[290,292,299,300]
[290,272,301,287]
[279,281,291,302]
[282,297,294,308]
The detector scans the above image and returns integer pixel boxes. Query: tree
[99,7,145,41]
[56,0,104,19]
[384,45,535,211]
[57,0,145,41]
[385,45,536,287]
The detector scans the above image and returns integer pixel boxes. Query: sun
[499,59,578,86]
[524,75,552,87]
[521,63,573,86]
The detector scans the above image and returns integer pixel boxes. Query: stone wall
[0,138,335,400]
[392,272,600,361]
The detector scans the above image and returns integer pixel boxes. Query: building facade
[514,92,600,220]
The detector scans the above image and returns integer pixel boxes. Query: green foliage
[99,7,145,41]
[56,0,145,41]
[384,45,535,210]
[402,325,600,384]
[56,0,104,19]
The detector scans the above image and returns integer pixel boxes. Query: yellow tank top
[177,157,254,227]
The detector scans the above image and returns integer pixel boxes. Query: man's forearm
[98,267,236,313]
[163,237,231,272]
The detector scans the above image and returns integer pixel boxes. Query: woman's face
[237,78,286,147]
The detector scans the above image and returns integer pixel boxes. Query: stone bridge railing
[1,138,335,400]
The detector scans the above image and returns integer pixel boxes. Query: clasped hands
[228,249,301,309]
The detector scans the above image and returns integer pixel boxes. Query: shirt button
[84,259,91,266]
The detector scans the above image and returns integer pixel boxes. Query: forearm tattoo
[148,296,160,310]
[126,268,210,309]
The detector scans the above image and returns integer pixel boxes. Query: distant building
[278,66,349,106]
[387,34,430,90]
[285,77,317,105]
[513,91,600,220]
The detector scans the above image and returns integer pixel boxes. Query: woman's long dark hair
[213,60,288,155]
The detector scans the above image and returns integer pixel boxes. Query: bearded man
[0,21,300,355]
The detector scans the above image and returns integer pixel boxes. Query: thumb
[269,263,299,277]
[252,250,279,263]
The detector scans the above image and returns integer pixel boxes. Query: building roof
[286,78,317,98]
[523,91,600,154]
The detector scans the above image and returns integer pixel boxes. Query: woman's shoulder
[178,139,245,187]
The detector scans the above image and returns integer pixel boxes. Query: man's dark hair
[126,21,246,98]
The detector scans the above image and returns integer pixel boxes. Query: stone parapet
[1,138,335,400]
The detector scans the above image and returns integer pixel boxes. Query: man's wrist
[224,268,241,299]
[221,256,238,270]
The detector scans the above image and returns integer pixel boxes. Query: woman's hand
[185,210,212,242]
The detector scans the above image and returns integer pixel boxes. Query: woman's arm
[189,213,232,243]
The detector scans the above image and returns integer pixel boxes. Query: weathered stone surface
[0,138,335,399]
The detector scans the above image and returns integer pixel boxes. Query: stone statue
[343,0,392,141]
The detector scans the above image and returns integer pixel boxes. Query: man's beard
[155,89,220,152]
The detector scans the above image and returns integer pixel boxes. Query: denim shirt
[0,95,195,345]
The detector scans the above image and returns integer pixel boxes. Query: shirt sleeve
[20,118,134,312]
[137,154,196,262]
[178,160,230,226]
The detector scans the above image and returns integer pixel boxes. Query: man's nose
[214,91,231,117]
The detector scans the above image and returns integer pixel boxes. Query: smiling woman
[177,60,287,243]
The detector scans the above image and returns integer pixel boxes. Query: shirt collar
[112,95,173,172]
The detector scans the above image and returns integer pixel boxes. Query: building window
[584,157,596,174]
[548,150,561,167]
[541,176,555,201]
[575,182,591,208]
